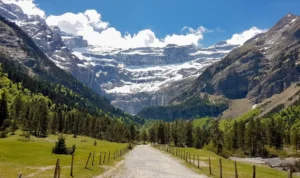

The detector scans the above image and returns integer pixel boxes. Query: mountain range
[0,1,238,114]
[139,13,300,121]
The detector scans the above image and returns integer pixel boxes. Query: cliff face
[175,14,300,104]
[138,14,300,121]
[0,2,240,114]
[0,2,238,114]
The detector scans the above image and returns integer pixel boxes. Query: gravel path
[96,145,206,178]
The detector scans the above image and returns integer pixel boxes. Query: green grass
[156,146,299,178]
[0,131,128,178]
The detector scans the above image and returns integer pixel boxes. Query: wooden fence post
[209,157,212,175]
[70,154,74,177]
[288,169,292,178]
[57,165,61,178]
[103,152,106,164]
[234,161,238,178]
[99,153,102,165]
[54,159,60,178]
[189,153,191,164]
[193,154,195,166]
[197,155,200,168]
[219,159,222,178]
[108,151,110,162]
[85,153,91,169]
[92,151,95,166]
[180,150,182,158]
[253,165,256,178]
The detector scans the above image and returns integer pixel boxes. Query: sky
[4,0,300,48]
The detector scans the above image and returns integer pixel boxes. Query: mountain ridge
[138,13,300,121]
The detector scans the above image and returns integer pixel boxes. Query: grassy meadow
[157,146,300,178]
[0,131,128,178]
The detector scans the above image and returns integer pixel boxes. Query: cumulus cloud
[226,27,267,45]
[3,1,266,48]
[46,10,208,48]
[3,0,45,17]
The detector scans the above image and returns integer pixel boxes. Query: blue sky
[33,0,299,47]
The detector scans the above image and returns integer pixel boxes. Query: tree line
[0,66,138,142]
[146,103,300,157]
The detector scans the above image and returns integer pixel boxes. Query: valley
[0,0,300,178]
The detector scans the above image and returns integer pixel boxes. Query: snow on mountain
[0,1,103,95]
[0,2,239,114]
[64,39,238,113]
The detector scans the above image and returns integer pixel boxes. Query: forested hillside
[145,98,300,160]
[0,65,141,142]
[0,16,144,124]
[138,94,229,121]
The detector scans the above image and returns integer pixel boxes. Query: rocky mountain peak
[269,13,299,32]
[175,13,300,105]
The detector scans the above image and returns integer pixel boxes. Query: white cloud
[3,0,45,17]
[226,27,267,45]
[46,10,207,48]
[2,1,266,49]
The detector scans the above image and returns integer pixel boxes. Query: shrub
[232,149,246,157]
[52,135,76,155]
[0,130,8,138]
[265,146,287,158]
[127,142,133,150]
[203,142,215,152]
[20,132,31,139]
[67,145,76,155]
[220,149,233,158]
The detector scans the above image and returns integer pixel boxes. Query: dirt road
[96,145,207,178]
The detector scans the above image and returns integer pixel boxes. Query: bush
[265,146,287,158]
[20,132,31,139]
[0,130,8,138]
[52,135,76,155]
[203,142,215,152]
[127,143,133,150]
[232,149,245,157]
[67,145,76,155]
[220,149,233,158]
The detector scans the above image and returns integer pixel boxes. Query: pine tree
[157,122,165,144]
[0,91,9,129]
[291,128,300,151]
[195,127,204,149]
[211,120,223,155]
[51,113,58,134]
[142,130,148,143]
[149,127,156,143]
[11,93,23,121]
[129,124,136,141]
[232,120,238,149]
[57,108,64,133]
[245,118,256,156]
[237,120,245,150]
[186,121,193,147]
[172,121,179,146]
[52,135,68,154]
